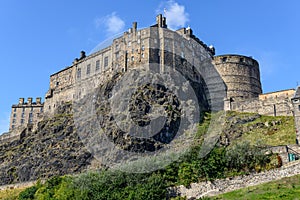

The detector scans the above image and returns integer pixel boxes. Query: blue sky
[0,0,299,133]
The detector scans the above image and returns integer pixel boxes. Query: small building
[9,97,44,132]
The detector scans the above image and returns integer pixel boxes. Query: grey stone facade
[9,97,43,131]
[42,14,221,117]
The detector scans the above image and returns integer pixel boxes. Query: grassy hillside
[0,111,297,200]
[221,111,295,147]
[211,174,300,200]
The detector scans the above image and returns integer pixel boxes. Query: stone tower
[213,55,262,103]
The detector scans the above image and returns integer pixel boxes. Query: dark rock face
[0,103,92,186]
[96,77,182,153]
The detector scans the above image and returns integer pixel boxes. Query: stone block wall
[9,97,43,131]
[228,89,294,116]
[213,55,262,101]
[169,161,300,199]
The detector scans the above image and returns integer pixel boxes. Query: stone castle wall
[228,89,295,116]
[169,160,300,199]
[43,16,222,117]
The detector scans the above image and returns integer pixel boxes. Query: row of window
[12,112,35,124]
[77,57,109,79]
[12,118,32,125]
[127,53,145,62]
[13,107,43,112]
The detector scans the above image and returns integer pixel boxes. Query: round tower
[213,55,262,101]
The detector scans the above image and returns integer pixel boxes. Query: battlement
[214,54,259,66]
[13,97,43,107]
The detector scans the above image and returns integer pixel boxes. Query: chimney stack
[28,97,33,105]
[156,14,167,28]
[36,97,42,104]
[19,98,24,105]
[132,22,137,32]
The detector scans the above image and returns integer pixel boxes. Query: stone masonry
[9,97,43,132]
[169,160,300,199]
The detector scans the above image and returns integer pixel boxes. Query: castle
[8,14,300,143]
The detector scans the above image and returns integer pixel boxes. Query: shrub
[18,186,38,200]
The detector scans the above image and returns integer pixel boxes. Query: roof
[293,86,300,99]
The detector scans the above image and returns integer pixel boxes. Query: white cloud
[95,12,125,35]
[158,0,189,30]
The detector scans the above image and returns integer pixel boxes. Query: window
[21,113,25,118]
[21,119,24,124]
[13,108,16,112]
[12,119,16,123]
[29,113,33,118]
[131,56,134,61]
[141,45,145,51]
[86,64,91,75]
[141,53,144,58]
[12,125,15,129]
[77,68,81,79]
[96,60,100,71]
[104,56,108,68]
[298,105,300,111]
[40,107,43,112]
[13,113,16,118]
[56,82,59,86]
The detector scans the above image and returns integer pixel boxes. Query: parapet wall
[228,89,295,116]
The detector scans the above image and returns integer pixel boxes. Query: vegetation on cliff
[4,111,291,200]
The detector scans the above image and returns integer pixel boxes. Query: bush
[225,141,272,173]
[18,186,38,200]
[70,170,166,200]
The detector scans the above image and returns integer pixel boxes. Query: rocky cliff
[0,102,93,186]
